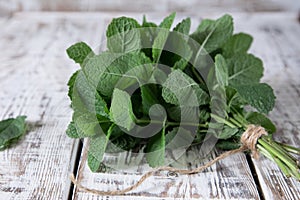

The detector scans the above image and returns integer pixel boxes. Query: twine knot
[241,125,268,159]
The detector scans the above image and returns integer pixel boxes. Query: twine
[70,124,268,196]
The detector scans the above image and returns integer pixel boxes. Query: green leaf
[142,15,157,27]
[146,130,165,167]
[234,83,276,114]
[217,126,239,140]
[173,18,191,35]
[140,84,161,115]
[228,54,263,86]
[66,42,94,65]
[216,140,241,150]
[167,106,199,123]
[190,14,233,53]
[222,33,253,58]
[106,17,141,53]
[170,33,193,70]
[70,70,110,138]
[83,52,152,97]
[0,116,27,150]
[164,127,195,151]
[106,134,138,153]
[87,124,114,172]
[215,54,228,87]
[152,12,176,62]
[246,112,276,134]
[144,122,195,168]
[141,16,158,58]
[162,70,209,106]
[110,89,136,131]
[67,70,79,101]
[72,112,100,137]
[72,71,109,117]
[66,121,80,138]
[226,86,247,108]
[159,12,176,29]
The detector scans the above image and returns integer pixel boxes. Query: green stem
[210,114,236,128]
[231,107,249,129]
[273,156,292,178]
[257,144,275,162]
[136,119,208,128]
[275,141,300,155]
[191,66,205,85]
[268,139,299,165]
[98,120,112,124]
[258,137,298,172]
[228,117,242,128]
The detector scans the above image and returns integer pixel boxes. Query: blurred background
[0,0,300,15]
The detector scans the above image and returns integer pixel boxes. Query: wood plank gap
[68,140,84,200]
[246,154,265,200]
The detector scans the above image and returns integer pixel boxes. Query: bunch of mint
[66,13,300,179]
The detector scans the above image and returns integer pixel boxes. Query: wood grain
[0,13,105,199]
[0,0,299,14]
[0,12,299,200]
[241,13,300,200]
[73,144,259,199]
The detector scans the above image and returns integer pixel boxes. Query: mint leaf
[142,15,157,27]
[106,17,141,53]
[152,12,176,62]
[72,71,109,117]
[66,121,80,138]
[169,32,193,70]
[216,140,241,150]
[72,112,102,137]
[159,12,176,29]
[228,53,263,86]
[173,17,191,35]
[83,52,151,97]
[246,112,276,134]
[162,70,209,106]
[0,116,27,150]
[87,124,113,172]
[215,54,228,87]
[141,16,158,58]
[66,42,94,65]
[191,14,233,53]
[222,33,253,58]
[234,83,276,114]
[140,84,161,115]
[217,126,239,140]
[146,127,195,167]
[167,106,199,123]
[70,70,109,138]
[146,128,165,167]
[110,89,136,131]
[67,70,79,101]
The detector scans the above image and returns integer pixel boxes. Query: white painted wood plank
[237,14,300,200]
[0,13,105,199]
[1,0,299,14]
[74,143,259,199]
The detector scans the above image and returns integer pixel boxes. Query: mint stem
[275,141,300,155]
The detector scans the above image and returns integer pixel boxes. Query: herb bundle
[66,13,300,180]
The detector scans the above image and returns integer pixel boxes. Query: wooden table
[0,12,299,200]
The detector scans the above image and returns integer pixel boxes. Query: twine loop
[70,124,267,196]
[241,125,268,159]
